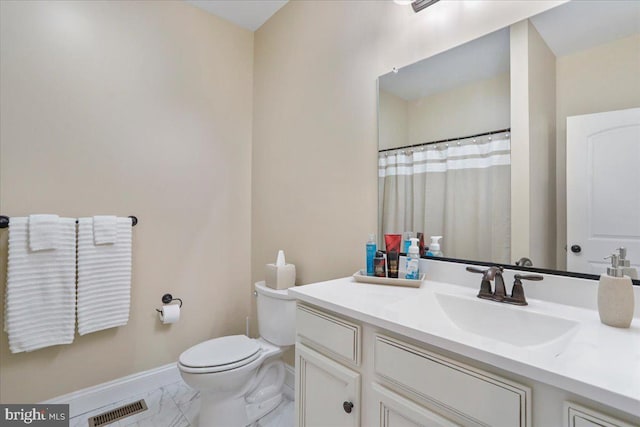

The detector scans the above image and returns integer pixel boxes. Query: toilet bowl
[178,282,296,427]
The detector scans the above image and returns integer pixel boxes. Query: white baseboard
[42,362,296,418]
[42,362,181,418]
[283,363,295,400]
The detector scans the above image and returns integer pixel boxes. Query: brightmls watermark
[1,404,69,426]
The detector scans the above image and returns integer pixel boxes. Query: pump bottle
[598,253,634,328]
[426,236,443,257]
[405,238,421,280]
[366,234,377,276]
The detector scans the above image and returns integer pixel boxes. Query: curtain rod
[378,128,511,154]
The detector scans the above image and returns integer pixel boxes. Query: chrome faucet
[466,266,543,305]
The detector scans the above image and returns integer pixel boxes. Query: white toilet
[178,282,296,427]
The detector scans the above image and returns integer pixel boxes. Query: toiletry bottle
[374,251,386,277]
[598,253,634,328]
[385,234,402,279]
[617,247,638,280]
[426,236,443,257]
[403,232,413,254]
[366,234,377,276]
[417,232,425,256]
[405,238,421,280]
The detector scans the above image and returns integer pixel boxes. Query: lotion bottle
[598,253,634,328]
[405,238,420,280]
[617,247,638,280]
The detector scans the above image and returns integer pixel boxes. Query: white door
[295,343,360,427]
[566,108,640,275]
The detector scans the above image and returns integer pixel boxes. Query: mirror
[378,0,640,278]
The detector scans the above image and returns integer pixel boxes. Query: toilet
[178,282,296,427]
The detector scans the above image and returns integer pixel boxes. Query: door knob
[571,245,582,253]
[343,401,354,414]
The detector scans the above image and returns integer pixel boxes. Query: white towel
[28,214,60,251]
[93,215,117,245]
[77,217,132,335]
[5,217,76,353]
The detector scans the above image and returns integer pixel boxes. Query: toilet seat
[179,335,262,374]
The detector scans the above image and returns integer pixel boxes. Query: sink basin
[435,293,579,350]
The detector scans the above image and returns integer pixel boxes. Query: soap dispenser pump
[598,253,634,328]
[617,247,638,280]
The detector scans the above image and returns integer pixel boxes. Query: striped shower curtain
[378,133,511,263]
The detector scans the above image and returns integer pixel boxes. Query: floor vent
[88,399,148,426]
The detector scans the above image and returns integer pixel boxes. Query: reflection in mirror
[378,0,640,278]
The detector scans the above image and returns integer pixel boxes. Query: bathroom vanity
[288,264,640,427]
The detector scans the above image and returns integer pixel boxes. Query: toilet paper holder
[155,293,183,313]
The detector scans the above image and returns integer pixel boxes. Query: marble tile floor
[69,380,294,427]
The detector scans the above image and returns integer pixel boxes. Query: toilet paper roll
[158,304,180,324]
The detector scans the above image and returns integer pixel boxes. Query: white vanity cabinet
[295,304,362,427]
[294,301,639,427]
[295,303,530,427]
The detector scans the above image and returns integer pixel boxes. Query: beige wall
[407,72,510,146]
[0,1,253,402]
[378,90,408,151]
[379,72,510,151]
[555,34,640,269]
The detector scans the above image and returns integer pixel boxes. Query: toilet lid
[179,335,261,368]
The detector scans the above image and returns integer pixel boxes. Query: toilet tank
[255,282,296,346]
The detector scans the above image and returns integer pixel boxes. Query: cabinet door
[372,383,460,427]
[296,343,360,427]
[565,402,636,427]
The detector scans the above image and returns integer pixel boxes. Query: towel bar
[0,215,138,229]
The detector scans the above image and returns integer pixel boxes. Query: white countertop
[288,276,640,417]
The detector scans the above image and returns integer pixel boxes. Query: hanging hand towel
[77,217,132,335]
[28,214,60,251]
[93,215,117,245]
[5,217,76,353]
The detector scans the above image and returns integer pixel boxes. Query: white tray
[352,270,424,288]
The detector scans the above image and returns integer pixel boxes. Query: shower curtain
[378,133,511,264]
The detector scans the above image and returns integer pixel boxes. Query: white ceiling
[380,0,640,101]
[185,0,288,31]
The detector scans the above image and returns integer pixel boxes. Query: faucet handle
[467,266,504,299]
[508,274,543,305]
[466,266,504,275]
[514,274,543,282]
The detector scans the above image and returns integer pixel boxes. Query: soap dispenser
[405,238,420,280]
[617,247,638,280]
[598,253,634,328]
[426,236,443,257]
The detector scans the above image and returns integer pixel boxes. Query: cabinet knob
[571,244,582,253]
[343,401,354,414]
